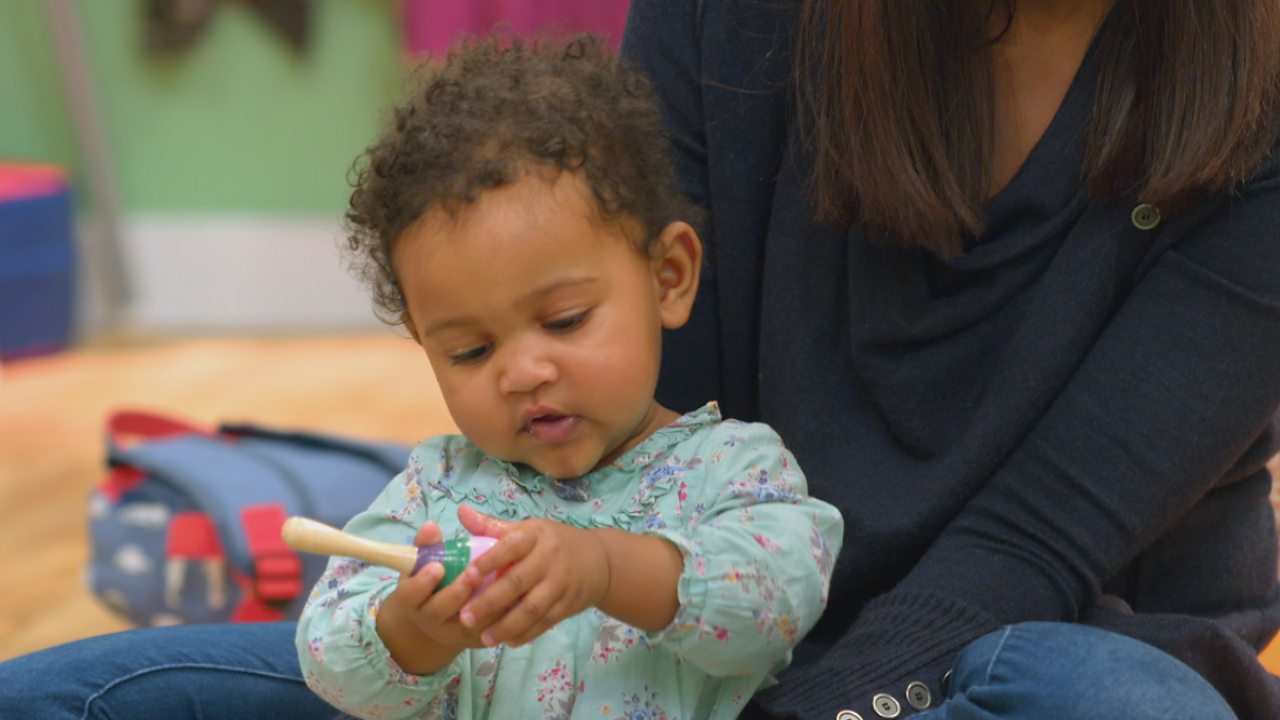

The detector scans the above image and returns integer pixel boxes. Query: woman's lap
[0,619,1234,719]
[917,621,1236,719]
[0,621,343,720]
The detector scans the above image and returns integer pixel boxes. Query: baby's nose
[497,349,558,394]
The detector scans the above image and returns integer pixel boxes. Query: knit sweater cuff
[754,591,999,718]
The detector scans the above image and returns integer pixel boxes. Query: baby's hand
[455,505,610,648]
[377,521,486,673]
[389,563,485,649]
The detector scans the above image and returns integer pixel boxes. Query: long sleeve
[645,419,844,679]
[763,157,1280,718]
[295,448,461,720]
[900,166,1280,621]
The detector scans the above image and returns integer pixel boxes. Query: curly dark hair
[344,33,701,325]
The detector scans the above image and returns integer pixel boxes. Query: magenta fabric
[401,0,630,57]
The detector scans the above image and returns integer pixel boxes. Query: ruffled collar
[428,402,721,530]
[498,401,719,492]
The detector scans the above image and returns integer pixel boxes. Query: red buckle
[240,504,303,603]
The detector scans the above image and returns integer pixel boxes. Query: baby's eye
[448,343,492,365]
[544,311,589,332]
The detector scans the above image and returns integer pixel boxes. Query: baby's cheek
[588,344,660,394]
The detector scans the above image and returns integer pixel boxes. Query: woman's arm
[764,160,1280,717]
[912,164,1280,616]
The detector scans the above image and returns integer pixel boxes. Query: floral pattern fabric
[296,402,844,719]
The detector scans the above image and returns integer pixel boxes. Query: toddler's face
[394,169,694,479]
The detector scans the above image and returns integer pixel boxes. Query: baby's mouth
[524,414,580,444]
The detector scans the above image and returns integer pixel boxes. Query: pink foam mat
[0,164,67,202]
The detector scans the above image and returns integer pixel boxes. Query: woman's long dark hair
[796,0,1280,256]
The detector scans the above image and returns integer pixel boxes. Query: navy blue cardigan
[625,1,1280,718]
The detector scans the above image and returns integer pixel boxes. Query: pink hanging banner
[402,0,631,57]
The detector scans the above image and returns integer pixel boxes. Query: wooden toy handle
[281,516,419,574]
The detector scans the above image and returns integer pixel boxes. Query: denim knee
[928,621,1236,720]
[0,622,343,720]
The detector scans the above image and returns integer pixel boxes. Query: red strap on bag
[107,409,209,446]
[240,503,303,604]
[100,467,146,503]
[230,594,287,623]
[100,410,214,502]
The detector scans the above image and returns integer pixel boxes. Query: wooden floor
[1,332,1278,674]
[0,332,458,662]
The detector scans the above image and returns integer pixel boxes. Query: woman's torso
[645,0,1280,713]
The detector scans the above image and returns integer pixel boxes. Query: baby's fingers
[413,521,444,547]
[395,561,444,607]
[399,562,474,615]
[458,537,543,629]
[463,527,537,594]
[419,569,478,618]
[477,581,566,647]
[458,504,514,539]
[498,593,576,648]
[466,527,534,579]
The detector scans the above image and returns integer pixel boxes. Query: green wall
[0,0,406,213]
[0,2,76,176]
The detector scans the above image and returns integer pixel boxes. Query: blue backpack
[88,410,411,626]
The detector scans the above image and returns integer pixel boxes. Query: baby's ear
[652,221,703,330]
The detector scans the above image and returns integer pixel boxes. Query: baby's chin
[488,433,627,479]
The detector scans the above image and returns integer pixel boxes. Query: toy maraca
[281,516,498,588]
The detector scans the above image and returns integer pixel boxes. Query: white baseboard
[77,215,386,334]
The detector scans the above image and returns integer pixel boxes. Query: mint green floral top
[296,402,844,720]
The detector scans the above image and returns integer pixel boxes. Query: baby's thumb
[458,504,512,537]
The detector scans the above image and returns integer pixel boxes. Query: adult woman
[630,0,1280,718]
[1,1,1278,718]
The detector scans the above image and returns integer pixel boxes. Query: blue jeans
[917,622,1235,720]
[0,621,1234,719]
[0,623,342,720]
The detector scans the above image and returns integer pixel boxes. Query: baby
[296,34,844,720]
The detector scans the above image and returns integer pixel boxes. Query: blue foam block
[0,187,76,360]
